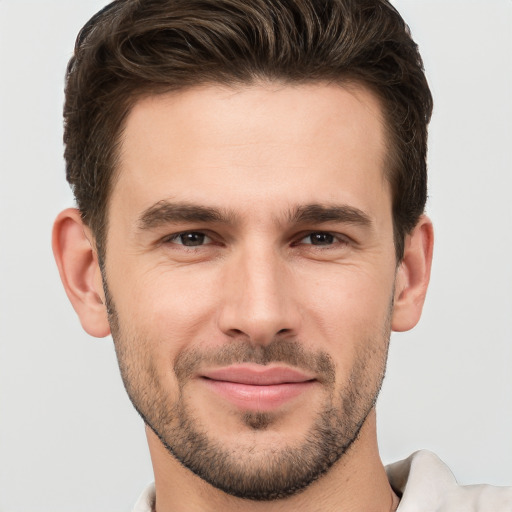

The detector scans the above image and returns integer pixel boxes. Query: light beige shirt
[133,451,512,511]
[386,450,512,511]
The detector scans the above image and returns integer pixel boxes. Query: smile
[199,364,318,412]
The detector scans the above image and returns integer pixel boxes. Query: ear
[52,208,111,338]
[391,215,434,332]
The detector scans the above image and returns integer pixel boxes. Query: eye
[299,232,339,246]
[165,231,212,247]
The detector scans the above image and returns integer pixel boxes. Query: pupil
[181,232,205,246]
[312,233,333,245]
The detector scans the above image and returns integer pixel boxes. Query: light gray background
[0,1,511,511]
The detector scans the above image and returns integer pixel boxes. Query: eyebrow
[138,200,372,231]
[138,201,233,230]
[288,204,372,227]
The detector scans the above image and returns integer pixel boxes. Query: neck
[146,410,398,512]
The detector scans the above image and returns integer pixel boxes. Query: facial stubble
[103,280,391,501]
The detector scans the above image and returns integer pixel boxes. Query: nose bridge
[218,239,297,344]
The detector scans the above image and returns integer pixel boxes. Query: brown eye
[168,232,210,246]
[301,232,336,246]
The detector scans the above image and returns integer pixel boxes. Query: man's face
[103,83,398,499]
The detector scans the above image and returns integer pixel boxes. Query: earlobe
[52,208,111,338]
[391,215,434,332]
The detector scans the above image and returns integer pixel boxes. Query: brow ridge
[139,200,233,230]
[138,200,372,231]
[289,204,372,226]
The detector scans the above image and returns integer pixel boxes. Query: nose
[217,243,300,345]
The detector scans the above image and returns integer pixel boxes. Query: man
[51,0,512,510]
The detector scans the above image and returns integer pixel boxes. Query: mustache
[174,338,336,385]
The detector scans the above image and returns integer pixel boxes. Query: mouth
[199,364,318,412]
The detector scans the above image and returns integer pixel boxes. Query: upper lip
[200,364,316,385]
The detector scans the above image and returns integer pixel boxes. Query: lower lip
[200,378,316,411]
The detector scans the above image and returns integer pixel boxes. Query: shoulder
[386,450,512,512]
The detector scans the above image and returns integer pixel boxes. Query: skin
[53,82,433,512]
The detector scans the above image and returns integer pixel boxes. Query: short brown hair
[64,0,432,261]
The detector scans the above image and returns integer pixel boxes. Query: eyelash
[162,231,214,247]
[161,230,350,249]
[295,232,350,248]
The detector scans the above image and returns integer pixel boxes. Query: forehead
[112,82,389,224]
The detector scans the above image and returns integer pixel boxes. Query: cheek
[108,261,222,352]
[306,261,394,310]
[297,264,395,353]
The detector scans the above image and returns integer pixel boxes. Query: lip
[199,364,317,412]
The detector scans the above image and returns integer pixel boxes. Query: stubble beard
[104,282,391,501]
